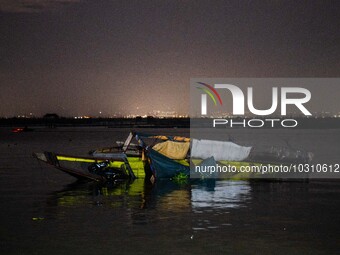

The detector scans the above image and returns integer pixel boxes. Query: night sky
[1,0,339,117]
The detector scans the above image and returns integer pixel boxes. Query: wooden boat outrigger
[33,132,146,182]
[33,151,139,182]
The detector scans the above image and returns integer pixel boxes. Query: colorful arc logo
[196,82,223,106]
[196,82,223,115]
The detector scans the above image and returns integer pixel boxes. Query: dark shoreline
[1,117,340,129]
[0,117,190,129]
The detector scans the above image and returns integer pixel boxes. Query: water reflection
[46,179,193,226]
[40,179,340,254]
[191,180,251,210]
[48,179,151,209]
[47,179,252,220]
[45,179,252,235]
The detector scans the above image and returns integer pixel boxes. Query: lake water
[0,127,339,254]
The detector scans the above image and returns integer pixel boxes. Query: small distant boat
[12,126,34,133]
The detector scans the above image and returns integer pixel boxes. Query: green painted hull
[33,152,146,181]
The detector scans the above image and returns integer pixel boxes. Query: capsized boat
[34,131,313,182]
[131,132,313,180]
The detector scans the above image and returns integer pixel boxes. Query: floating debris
[32,217,45,221]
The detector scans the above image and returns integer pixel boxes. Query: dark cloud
[0,0,82,13]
